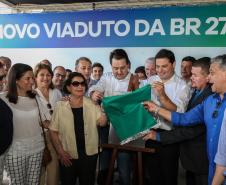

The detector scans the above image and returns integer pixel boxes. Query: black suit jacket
[0,98,13,155]
[159,85,212,174]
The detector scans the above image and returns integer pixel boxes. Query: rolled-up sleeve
[214,113,226,166]
[175,84,191,113]
[88,75,107,96]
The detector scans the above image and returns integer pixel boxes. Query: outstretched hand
[143,101,159,113]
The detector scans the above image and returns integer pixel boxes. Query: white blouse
[0,93,44,156]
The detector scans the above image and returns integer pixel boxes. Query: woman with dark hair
[0,63,44,184]
[49,72,107,185]
[33,63,62,185]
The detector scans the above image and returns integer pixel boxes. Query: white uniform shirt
[148,74,191,130]
[88,72,132,143]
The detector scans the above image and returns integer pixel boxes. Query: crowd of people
[0,49,226,185]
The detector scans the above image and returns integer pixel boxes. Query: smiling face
[52,67,66,88]
[76,60,92,80]
[36,69,53,89]
[67,76,86,97]
[145,62,156,78]
[111,58,129,80]
[155,58,175,81]
[92,66,103,81]
[16,70,34,95]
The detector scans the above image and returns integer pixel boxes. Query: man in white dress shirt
[143,49,191,185]
[89,49,138,185]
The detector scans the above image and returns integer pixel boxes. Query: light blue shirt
[172,93,226,185]
[215,109,226,166]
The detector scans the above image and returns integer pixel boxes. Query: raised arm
[152,81,177,111]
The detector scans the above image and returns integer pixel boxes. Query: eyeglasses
[55,73,66,78]
[47,103,53,115]
[71,81,86,87]
[0,75,6,81]
[212,101,222,119]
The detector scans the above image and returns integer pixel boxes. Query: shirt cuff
[156,132,161,142]
[214,153,226,166]
[171,112,180,126]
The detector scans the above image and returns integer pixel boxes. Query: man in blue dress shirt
[143,54,226,185]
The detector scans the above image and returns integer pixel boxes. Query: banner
[0,4,226,48]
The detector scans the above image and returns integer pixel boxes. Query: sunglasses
[0,75,6,81]
[47,103,53,115]
[212,101,222,119]
[71,81,86,87]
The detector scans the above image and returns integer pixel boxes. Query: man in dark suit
[144,57,211,185]
[0,97,13,183]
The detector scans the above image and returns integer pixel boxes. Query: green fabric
[102,85,157,144]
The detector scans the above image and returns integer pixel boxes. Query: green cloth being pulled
[102,85,157,144]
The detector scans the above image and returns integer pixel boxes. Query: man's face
[92,67,103,81]
[190,66,209,90]
[52,67,66,88]
[209,63,226,93]
[76,60,92,80]
[181,61,193,80]
[145,62,156,78]
[111,58,129,80]
[0,67,6,92]
[1,60,11,74]
[155,58,175,81]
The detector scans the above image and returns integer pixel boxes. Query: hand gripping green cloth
[102,85,157,145]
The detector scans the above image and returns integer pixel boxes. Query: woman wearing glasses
[0,63,44,184]
[34,63,62,185]
[49,72,107,185]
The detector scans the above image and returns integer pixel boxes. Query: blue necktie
[191,90,201,103]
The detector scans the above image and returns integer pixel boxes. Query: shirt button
[210,138,213,142]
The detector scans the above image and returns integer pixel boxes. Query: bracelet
[154,106,160,117]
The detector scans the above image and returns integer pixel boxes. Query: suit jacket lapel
[187,84,212,111]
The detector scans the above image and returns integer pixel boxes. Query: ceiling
[4,0,118,5]
[2,0,226,12]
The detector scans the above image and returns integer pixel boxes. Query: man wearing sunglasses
[143,54,226,185]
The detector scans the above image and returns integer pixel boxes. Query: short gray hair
[211,54,226,70]
[145,57,155,65]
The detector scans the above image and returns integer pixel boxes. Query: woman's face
[67,76,86,97]
[36,68,52,88]
[16,70,34,93]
